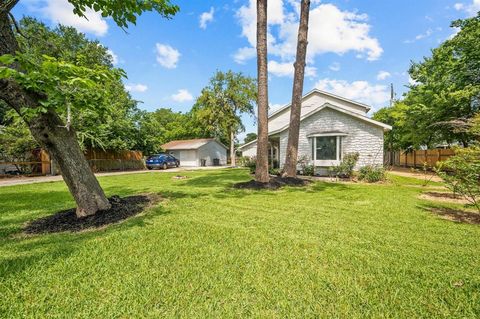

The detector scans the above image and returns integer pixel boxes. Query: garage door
[179,150,198,166]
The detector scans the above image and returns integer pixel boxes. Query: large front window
[316,136,337,160]
[310,135,343,165]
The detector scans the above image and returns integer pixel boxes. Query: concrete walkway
[0,166,228,188]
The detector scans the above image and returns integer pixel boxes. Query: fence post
[413,150,416,168]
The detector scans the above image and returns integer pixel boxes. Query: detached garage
[161,138,228,167]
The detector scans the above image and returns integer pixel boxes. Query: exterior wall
[197,141,227,166]
[269,91,369,132]
[240,142,257,158]
[278,107,384,173]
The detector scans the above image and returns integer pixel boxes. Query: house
[161,138,227,167]
[238,89,392,175]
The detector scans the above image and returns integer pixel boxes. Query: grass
[0,169,479,318]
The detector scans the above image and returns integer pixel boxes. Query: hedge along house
[238,89,392,175]
[161,138,228,167]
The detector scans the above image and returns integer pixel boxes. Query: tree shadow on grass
[418,202,480,225]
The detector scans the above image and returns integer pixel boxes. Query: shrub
[358,165,385,183]
[298,155,314,176]
[436,146,480,212]
[329,152,359,179]
[269,167,281,176]
[239,156,256,174]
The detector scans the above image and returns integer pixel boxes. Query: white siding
[278,107,384,172]
[240,142,257,158]
[197,141,227,166]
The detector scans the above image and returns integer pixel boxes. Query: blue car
[146,154,180,170]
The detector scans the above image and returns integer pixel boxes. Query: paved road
[0,166,228,188]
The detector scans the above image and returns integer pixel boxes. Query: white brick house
[238,89,391,175]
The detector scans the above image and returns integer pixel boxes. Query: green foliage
[244,132,257,144]
[0,114,39,173]
[374,14,480,149]
[296,155,314,176]
[358,165,386,183]
[66,0,179,28]
[436,146,480,212]
[239,156,256,173]
[329,152,359,179]
[193,70,257,146]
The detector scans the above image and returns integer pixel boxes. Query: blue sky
[12,0,480,142]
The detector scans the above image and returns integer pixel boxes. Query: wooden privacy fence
[384,149,455,168]
[42,149,145,175]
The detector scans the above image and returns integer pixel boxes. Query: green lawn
[1,169,479,318]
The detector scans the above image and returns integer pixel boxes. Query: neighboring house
[162,138,227,167]
[238,89,392,175]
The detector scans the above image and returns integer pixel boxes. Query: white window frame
[310,134,345,166]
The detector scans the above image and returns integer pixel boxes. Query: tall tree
[255,0,270,183]
[193,71,256,166]
[244,132,257,144]
[283,0,311,177]
[0,1,179,217]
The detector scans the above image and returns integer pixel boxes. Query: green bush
[269,167,281,176]
[239,156,256,174]
[358,165,385,183]
[329,152,359,179]
[436,146,480,212]
[298,155,314,176]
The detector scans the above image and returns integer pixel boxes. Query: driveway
[0,166,228,188]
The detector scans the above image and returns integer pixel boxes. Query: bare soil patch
[24,194,161,234]
[428,207,480,225]
[419,191,469,204]
[233,176,311,190]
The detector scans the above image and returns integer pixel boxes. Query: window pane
[316,136,337,160]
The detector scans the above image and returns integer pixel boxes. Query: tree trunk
[230,129,236,167]
[255,0,270,183]
[0,10,111,217]
[283,0,311,177]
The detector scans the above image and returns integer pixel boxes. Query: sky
[12,0,480,142]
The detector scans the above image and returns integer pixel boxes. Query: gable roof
[162,138,227,150]
[238,103,391,151]
[268,88,371,118]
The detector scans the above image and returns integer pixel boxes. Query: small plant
[298,155,314,176]
[436,146,480,212]
[358,165,385,183]
[421,161,435,187]
[329,152,359,179]
[239,156,256,174]
[269,167,281,176]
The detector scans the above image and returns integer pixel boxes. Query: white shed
[161,138,228,167]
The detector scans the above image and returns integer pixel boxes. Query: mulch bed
[233,176,311,190]
[24,194,160,235]
[429,207,480,225]
[419,191,469,204]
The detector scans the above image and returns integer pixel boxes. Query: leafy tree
[0,0,179,217]
[283,0,311,177]
[193,71,256,166]
[377,13,480,150]
[244,132,257,144]
[256,0,270,182]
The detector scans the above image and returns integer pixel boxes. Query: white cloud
[234,47,256,64]
[199,7,215,29]
[376,71,391,81]
[107,49,118,65]
[155,43,180,69]
[268,60,317,77]
[269,103,284,112]
[125,83,148,93]
[171,89,194,102]
[234,1,382,63]
[27,0,108,36]
[454,0,480,15]
[329,62,341,72]
[404,29,434,43]
[314,78,390,109]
